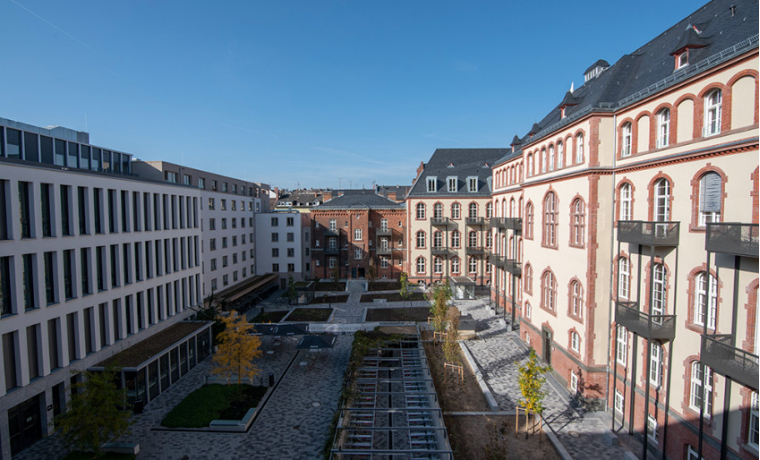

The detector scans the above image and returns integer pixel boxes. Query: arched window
[524,264,532,293]
[416,230,426,248]
[652,263,667,317]
[486,202,493,218]
[416,203,425,220]
[570,280,583,319]
[621,122,632,157]
[468,202,478,219]
[433,231,442,248]
[469,257,477,273]
[576,133,584,163]
[694,271,718,330]
[618,257,630,299]
[616,327,628,364]
[468,231,478,248]
[541,148,548,173]
[451,203,461,219]
[654,179,671,222]
[698,172,722,225]
[704,89,722,136]
[656,109,670,148]
[451,257,460,274]
[510,198,516,218]
[548,145,555,171]
[690,362,713,416]
[527,154,534,177]
[485,231,492,248]
[525,302,532,320]
[526,202,534,239]
[451,230,460,248]
[543,192,557,247]
[434,257,442,274]
[541,270,556,311]
[620,183,632,220]
[570,331,580,352]
[416,257,426,274]
[433,203,443,219]
[557,141,564,169]
[650,343,663,387]
[571,198,585,247]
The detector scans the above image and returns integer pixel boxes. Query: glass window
[620,184,632,221]
[416,257,425,273]
[694,272,717,329]
[616,326,627,365]
[698,172,722,225]
[618,257,630,299]
[689,362,713,416]
[543,193,557,247]
[426,177,437,193]
[621,123,632,157]
[656,109,670,148]
[704,90,722,136]
[416,231,425,248]
[576,133,584,164]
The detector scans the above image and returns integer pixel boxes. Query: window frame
[621,123,632,157]
[656,109,670,148]
[704,89,722,137]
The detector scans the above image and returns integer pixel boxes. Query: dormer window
[468,177,478,193]
[426,177,437,193]
[676,50,689,69]
[447,176,458,193]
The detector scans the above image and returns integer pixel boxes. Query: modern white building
[0,119,210,458]
[131,161,272,301]
[255,212,310,288]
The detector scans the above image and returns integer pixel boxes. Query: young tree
[286,275,297,305]
[442,312,460,365]
[331,267,340,283]
[54,367,132,458]
[212,312,263,392]
[399,272,410,299]
[518,349,552,416]
[429,283,452,335]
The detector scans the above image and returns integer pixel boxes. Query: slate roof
[496,0,758,166]
[314,191,405,210]
[407,148,510,197]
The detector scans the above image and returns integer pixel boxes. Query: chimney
[387,192,397,202]
[413,162,426,184]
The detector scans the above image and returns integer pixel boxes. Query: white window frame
[576,133,584,164]
[434,257,442,274]
[620,184,632,221]
[618,257,630,300]
[468,177,478,193]
[541,148,547,173]
[650,343,662,388]
[468,257,477,273]
[698,172,722,225]
[354,248,362,260]
[548,145,555,171]
[616,326,628,365]
[416,231,426,248]
[704,90,722,137]
[354,229,362,241]
[416,203,425,219]
[329,219,337,231]
[570,370,578,392]
[557,141,564,169]
[451,257,460,274]
[451,230,460,248]
[656,109,670,148]
[570,332,580,352]
[433,231,442,248]
[434,203,443,219]
[654,179,670,222]
[447,176,457,193]
[486,202,493,218]
[615,389,624,414]
[416,257,426,274]
[647,414,658,444]
[652,263,667,318]
[694,272,717,330]
[749,391,759,450]
[380,257,388,269]
[451,203,461,219]
[426,177,437,193]
[621,123,632,157]
[329,257,337,269]
[690,362,713,417]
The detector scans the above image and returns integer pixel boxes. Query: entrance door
[351,268,357,279]
[9,394,42,456]
[542,329,552,365]
[358,268,365,278]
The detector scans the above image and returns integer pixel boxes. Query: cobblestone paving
[456,298,654,460]
[16,334,350,460]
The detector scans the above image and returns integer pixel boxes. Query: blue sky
[2,0,707,190]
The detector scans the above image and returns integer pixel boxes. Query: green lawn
[161,384,267,428]
[286,308,333,322]
[250,310,288,323]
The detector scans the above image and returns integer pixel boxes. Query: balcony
[615,301,676,341]
[431,246,452,256]
[504,218,523,232]
[505,259,522,276]
[376,247,392,256]
[705,223,759,258]
[701,334,759,391]
[431,217,454,227]
[324,247,340,255]
[376,228,393,237]
[465,246,486,255]
[466,217,488,227]
[617,221,680,247]
[489,254,505,268]
[490,217,506,229]
[324,228,339,237]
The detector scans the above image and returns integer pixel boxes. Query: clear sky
[2,0,707,190]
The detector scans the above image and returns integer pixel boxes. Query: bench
[209,408,257,432]
[102,442,140,455]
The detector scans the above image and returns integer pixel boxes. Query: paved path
[456,298,654,460]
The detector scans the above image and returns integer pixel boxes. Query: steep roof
[508,0,758,154]
[314,192,404,210]
[407,148,510,198]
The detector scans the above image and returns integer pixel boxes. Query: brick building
[488,0,759,458]
[310,191,406,280]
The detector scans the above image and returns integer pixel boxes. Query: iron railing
[615,301,676,341]
[705,223,758,258]
[617,221,680,246]
[701,334,759,391]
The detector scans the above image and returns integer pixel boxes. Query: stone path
[456,298,654,460]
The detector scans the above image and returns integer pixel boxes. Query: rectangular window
[468,177,478,192]
[616,327,627,365]
[110,244,120,287]
[78,187,88,235]
[6,129,21,160]
[354,229,362,241]
[63,249,74,299]
[121,191,129,232]
[749,392,759,450]
[41,183,53,237]
[26,324,41,379]
[0,256,11,316]
[66,312,78,362]
[426,177,437,193]
[3,332,18,390]
[447,176,457,192]
[40,136,53,164]
[0,180,8,240]
[23,132,38,162]
[286,217,294,226]
[271,233,279,242]
[287,264,294,272]
[24,254,36,309]
[61,185,72,236]
[80,248,91,295]
[287,232,294,242]
[19,181,32,238]
[108,189,117,233]
[198,177,205,189]
[48,319,61,370]
[615,390,624,414]
[647,415,658,444]
[96,246,106,291]
[94,188,104,234]
[287,248,294,257]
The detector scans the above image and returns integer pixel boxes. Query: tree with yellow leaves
[212,312,262,392]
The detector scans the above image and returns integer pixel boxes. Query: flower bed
[161,384,267,428]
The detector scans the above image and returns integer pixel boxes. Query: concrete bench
[209,408,257,432]
[102,442,140,455]
[372,299,387,304]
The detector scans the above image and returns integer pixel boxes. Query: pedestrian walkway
[456,298,652,460]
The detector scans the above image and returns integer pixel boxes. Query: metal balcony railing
[504,218,523,232]
[490,217,506,229]
[324,247,340,255]
[466,217,487,227]
[465,246,486,255]
[431,217,453,227]
[489,254,505,268]
[705,223,759,258]
[617,221,680,246]
[505,259,522,276]
[701,334,759,391]
[431,246,452,256]
[615,301,676,341]
[376,247,392,255]
[376,228,392,237]
[323,228,339,237]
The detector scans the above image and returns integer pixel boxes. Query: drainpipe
[606,113,618,417]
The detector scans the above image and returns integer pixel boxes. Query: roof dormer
[670,24,708,70]
[583,59,610,82]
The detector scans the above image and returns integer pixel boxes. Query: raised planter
[102,442,140,455]
[209,407,257,433]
